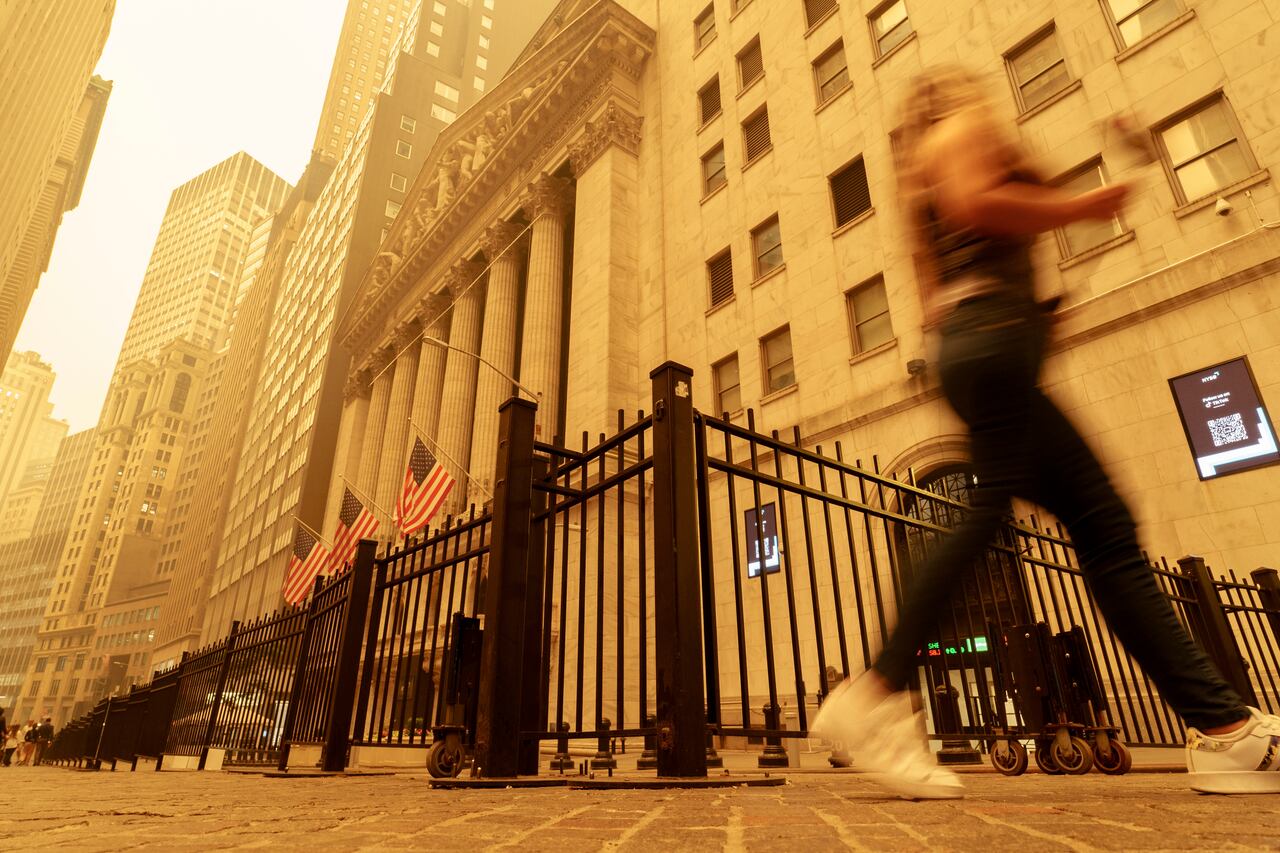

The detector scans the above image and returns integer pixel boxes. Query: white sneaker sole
[1190,771,1280,794]
[864,771,966,800]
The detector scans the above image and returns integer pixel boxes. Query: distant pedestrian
[33,717,54,765]
[2,726,16,766]
[17,720,36,765]
[813,63,1270,799]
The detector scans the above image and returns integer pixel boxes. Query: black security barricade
[164,635,232,766]
[136,661,181,764]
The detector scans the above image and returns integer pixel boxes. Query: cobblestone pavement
[3,765,1279,852]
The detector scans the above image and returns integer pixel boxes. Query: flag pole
[338,474,396,527]
[291,515,333,547]
[407,418,493,500]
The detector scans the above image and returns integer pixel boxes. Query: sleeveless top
[923,169,1037,298]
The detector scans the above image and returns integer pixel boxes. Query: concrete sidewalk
[2,765,1277,851]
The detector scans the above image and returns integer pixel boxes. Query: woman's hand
[1072,184,1130,221]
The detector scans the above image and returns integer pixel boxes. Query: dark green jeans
[874,294,1247,731]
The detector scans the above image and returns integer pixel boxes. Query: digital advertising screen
[744,502,781,578]
[1169,356,1279,480]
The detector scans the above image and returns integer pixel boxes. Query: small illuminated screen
[1169,357,1278,480]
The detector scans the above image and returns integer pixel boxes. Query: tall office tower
[0,429,94,717]
[311,0,417,162]
[0,352,69,511]
[17,154,290,719]
[203,0,555,637]
[0,3,115,363]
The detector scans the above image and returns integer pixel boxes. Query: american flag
[395,438,455,536]
[327,487,379,574]
[282,525,329,606]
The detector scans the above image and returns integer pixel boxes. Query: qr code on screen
[1208,412,1248,447]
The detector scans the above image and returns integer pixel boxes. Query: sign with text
[1169,357,1279,480]
[744,502,781,578]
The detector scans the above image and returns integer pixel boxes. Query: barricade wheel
[991,740,1028,776]
[427,740,464,778]
[1033,739,1063,775]
[1094,741,1131,775]
[1052,736,1094,775]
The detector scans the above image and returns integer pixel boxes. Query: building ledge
[1057,229,1137,271]
[737,73,765,100]
[1015,79,1083,125]
[1173,170,1270,218]
[831,207,876,239]
[761,383,799,405]
[848,338,898,366]
[751,263,787,289]
[742,146,774,173]
[815,82,853,115]
[872,31,917,70]
[1115,9,1197,63]
[693,34,718,60]
[706,293,737,318]
[700,181,728,205]
[803,6,840,39]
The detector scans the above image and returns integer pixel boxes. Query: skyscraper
[202,0,555,636]
[0,3,115,364]
[16,154,289,719]
[0,352,69,512]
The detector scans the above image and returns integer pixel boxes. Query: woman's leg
[1025,389,1247,730]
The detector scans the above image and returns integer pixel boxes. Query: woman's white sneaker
[1187,707,1280,794]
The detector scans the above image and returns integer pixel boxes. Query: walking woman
[812,65,1271,798]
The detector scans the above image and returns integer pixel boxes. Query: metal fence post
[351,558,388,747]
[277,579,323,771]
[198,621,240,770]
[1178,555,1258,706]
[1250,568,1280,644]
[473,397,537,778]
[321,539,377,772]
[650,362,708,777]
[517,455,551,775]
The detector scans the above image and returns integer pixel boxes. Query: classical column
[435,259,487,515]
[469,220,528,498]
[519,174,574,441]
[410,294,452,443]
[356,351,394,514]
[324,371,372,535]
[375,323,421,523]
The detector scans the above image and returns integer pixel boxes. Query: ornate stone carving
[392,318,421,349]
[479,220,528,262]
[344,370,372,403]
[567,101,643,175]
[415,293,452,328]
[369,250,402,293]
[523,174,575,221]
[443,259,487,298]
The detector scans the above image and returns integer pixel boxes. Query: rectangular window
[1104,0,1181,48]
[804,0,838,28]
[396,140,412,158]
[869,0,913,57]
[1054,160,1124,257]
[708,249,735,307]
[1156,95,1256,204]
[737,38,764,90]
[813,41,850,104]
[830,157,872,227]
[699,77,722,125]
[434,81,460,102]
[847,276,894,354]
[702,143,727,195]
[752,216,784,277]
[476,55,488,70]
[742,107,772,162]
[695,4,716,50]
[385,200,402,218]
[761,327,795,393]
[714,355,742,415]
[431,103,457,123]
[481,14,493,28]
[430,20,443,36]
[433,0,446,13]
[390,173,407,192]
[479,34,490,49]
[474,76,486,92]
[400,115,416,133]
[1006,25,1072,113]
[427,41,440,57]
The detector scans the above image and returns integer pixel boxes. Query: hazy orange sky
[16,0,350,430]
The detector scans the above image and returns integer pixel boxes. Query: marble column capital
[443,259,488,298]
[522,174,574,221]
[568,102,643,176]
[416,293,453,330]
[392,318,421,349]
[344,369,372,403]
[479,220,528,262]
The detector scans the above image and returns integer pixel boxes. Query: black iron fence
[43,361,1280,779]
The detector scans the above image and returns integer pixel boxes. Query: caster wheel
[427,740,464,778]
[1093,740,1132,775]
[1053,736,1094,775]
[1034,738,1063,775]
[991,739,1028,776]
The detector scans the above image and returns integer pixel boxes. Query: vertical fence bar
[518,455,551,775]
[473,397,537,778]
[1251,568,1280,643]
[198,621,240,770]
[352,558,388,745]
[1178,555,1258,706]
[277,579,322,770]
[650,362,707,777]
[321,541,376,772]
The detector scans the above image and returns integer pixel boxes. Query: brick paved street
[3,765,1279,852]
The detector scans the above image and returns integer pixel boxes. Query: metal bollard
[757,703,789,768]
[705,723,724,769]
[590,718,618,770]
[550,721,573,772]
[637,714,658,770]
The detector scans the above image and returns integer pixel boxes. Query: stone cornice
[568,101,643,175]
[339,0,655,362]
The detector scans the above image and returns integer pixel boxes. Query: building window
[695,4,716,50]
[804,0,838,28]
[390,173,407,192]
[699,76,722,126]
[481,14,493,29]
[1006,25,1072,113]
[427,41,440,57]
[430,20,443,36]
[479,34,490,49]
[869,0,913,58]
[707,249,735,307]
[433,0,446,12]
[737,38,764,90]
[1053,159,1125,257]
[847,276,894,354]
[396,140,412,158]
[702,143,727,195]
[742,107,771,163]
[474,76,486,92]
[1103,0,1181,48]
[400,115,417,133]
[431,103,456,123]
[813,41,850,105]
[752,216,784,278]
[476,55,488,70]
[761,327,795,393]
[1155,95,1257,204]
[830,157,871,227]
[713,355,742,415]
[434,81,460,102]
[385,200,402,218]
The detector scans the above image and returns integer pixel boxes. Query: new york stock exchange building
[328,0,1280,740]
